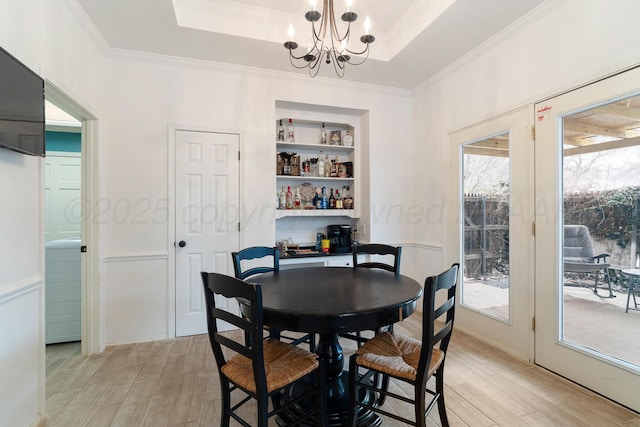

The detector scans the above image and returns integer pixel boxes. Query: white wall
[5,0,640,424]
[3,5,413,423]
[0,0,106,424]
[99,55,413,344]
[412,0,640,357]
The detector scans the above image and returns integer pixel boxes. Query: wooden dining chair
[232,246,316,351]
[352,243,402,276]
[232,246,280,280]
[342,243,403,346]
[201,272,328,427]
[347,263,460,427]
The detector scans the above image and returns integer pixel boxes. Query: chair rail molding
[102,251,169,263]
[0,276,43,305]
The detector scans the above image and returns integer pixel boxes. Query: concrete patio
[462,280,640,367]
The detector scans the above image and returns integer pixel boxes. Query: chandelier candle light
[284,0,375,78]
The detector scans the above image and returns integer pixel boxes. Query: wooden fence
[464,194,509,277]
[463,190,640,277]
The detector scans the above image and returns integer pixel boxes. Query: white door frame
[448,106,535,360]
[45,81,101,355]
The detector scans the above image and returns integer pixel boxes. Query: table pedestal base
[275,333,381,426]
[274,373,381,427]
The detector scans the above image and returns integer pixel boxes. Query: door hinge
[80,245,87,253]
[238,150,240,161]
[531,126,535,141]
[531,221,536,236]
[238,222,241,232]
[532,316,536,332]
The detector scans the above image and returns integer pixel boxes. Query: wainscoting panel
[405,243,445,284]
[0,279,44,427]
[103,253,170,346]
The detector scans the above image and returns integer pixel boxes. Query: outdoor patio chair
[564,225,615,298]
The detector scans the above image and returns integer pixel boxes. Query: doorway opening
[44,100,82,348]
[44,81,99,361]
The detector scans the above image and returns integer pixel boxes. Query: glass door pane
[562,94,640,368]
[461,132,510,320]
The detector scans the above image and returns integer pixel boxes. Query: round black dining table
[247,266,423,426]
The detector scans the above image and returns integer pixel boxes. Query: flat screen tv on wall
[0,46,45,157]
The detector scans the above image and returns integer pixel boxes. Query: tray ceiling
[76,0,547,89]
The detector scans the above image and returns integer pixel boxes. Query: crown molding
[63,0,110,55]
[414,0,563,95]
[387,0,455,60]
[107,47,412,97]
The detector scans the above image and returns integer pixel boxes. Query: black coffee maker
[327,224,352,253]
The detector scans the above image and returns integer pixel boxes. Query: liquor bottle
[324,154,331,177]
[283,156,291,175]
[330,156,338,177]
[294,187,301,209]
[286,185,293,209]
[329,188,335,209]
[279,186,286,209]
[321,122,327,144]
[343,130,353,146]
[344,185,353,210]
[336,190,343,209]
[318,151,324,177]
[315,187,322,209]
[278,119,285,141]
[286,118,295,142]
[321,187,328,209]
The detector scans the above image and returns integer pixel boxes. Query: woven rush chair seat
[222,338,318,394]
[354,331,444,382]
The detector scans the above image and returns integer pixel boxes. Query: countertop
[282,247,352,259]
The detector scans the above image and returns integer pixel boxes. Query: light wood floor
[43,314,640,427]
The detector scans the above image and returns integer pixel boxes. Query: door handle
[177,240,187,248]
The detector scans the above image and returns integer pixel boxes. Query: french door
[450,106,534,357]
[535,67,640,411]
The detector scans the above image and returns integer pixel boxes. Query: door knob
[178,240,187,247]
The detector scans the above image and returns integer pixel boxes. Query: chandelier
[284,0,375,78]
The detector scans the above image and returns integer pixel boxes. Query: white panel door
[44,152,82,242]
[535,67,640,411]
[175,130,240,337]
